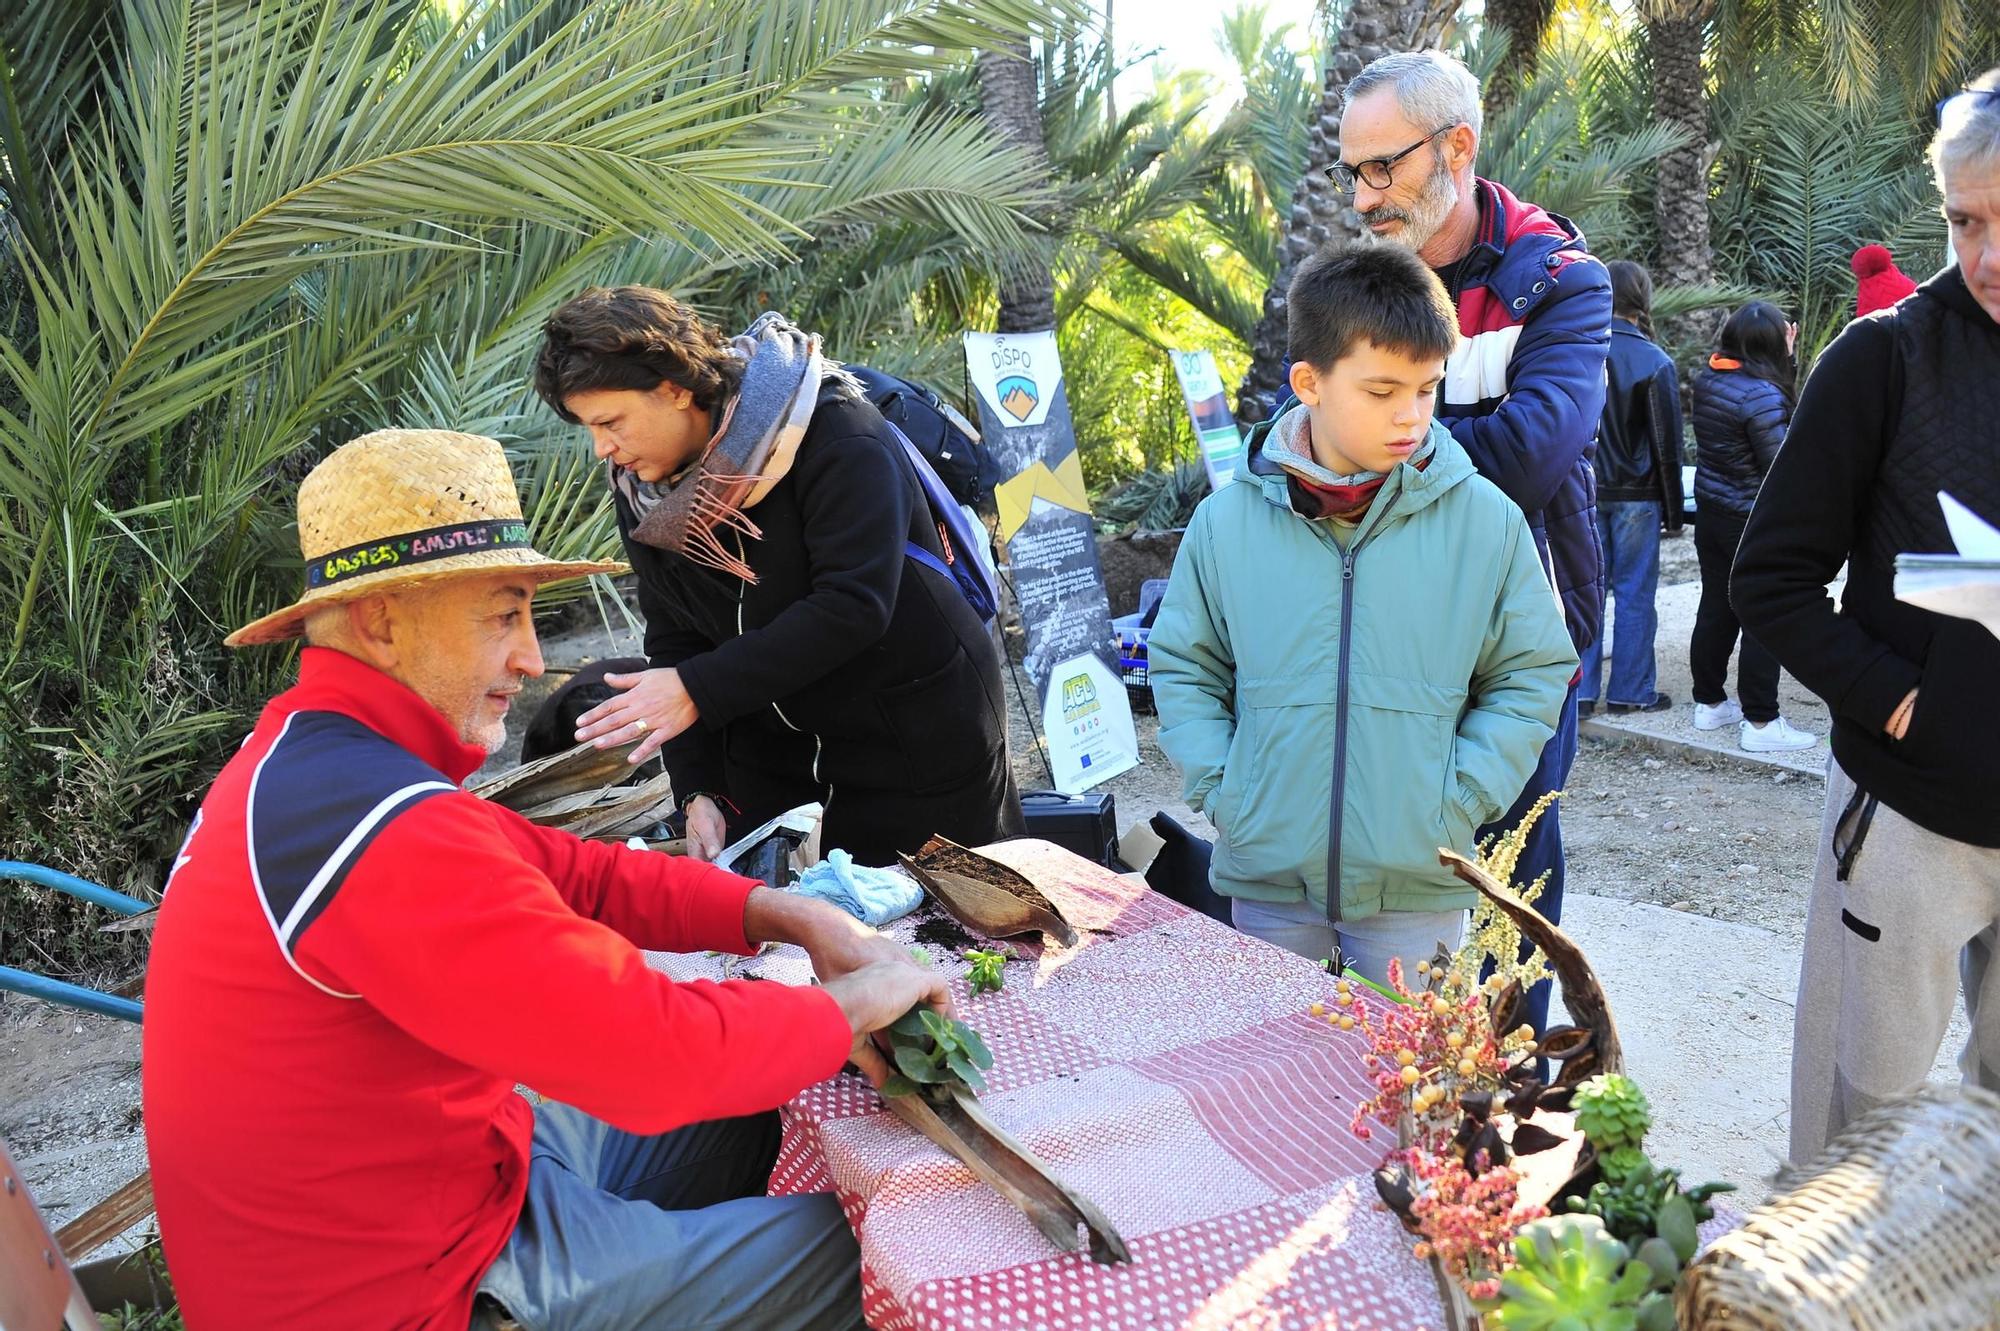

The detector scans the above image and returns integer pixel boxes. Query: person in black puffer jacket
[1733,72,2000,1163]
[532,286,1023,866]
[1689,302,1818,753]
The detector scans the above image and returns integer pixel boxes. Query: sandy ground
[0,535,1970,1246]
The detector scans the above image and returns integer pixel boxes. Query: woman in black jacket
[1689,301,1817,753]
[532,286,1022,864]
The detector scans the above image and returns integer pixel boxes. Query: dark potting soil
[913,913,976,952]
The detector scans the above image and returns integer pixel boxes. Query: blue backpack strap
[905,542,956,583]
[885,421,999,624]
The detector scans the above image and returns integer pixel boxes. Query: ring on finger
[632,717,650,735]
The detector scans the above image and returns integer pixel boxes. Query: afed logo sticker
[997,374,1039,422]
[1060,672,1100,723]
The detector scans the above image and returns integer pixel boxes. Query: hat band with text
[304,519,533,589]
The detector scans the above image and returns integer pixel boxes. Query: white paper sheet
[1894,493,2000,640]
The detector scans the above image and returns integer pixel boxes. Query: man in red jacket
[142,428,947,1330]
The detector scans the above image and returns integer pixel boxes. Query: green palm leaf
[0,0,1085,949]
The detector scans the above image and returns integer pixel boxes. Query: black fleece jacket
[1732,266,2000,846]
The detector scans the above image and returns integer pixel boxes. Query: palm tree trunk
[1646,1,1718,345]
[1235,0,1459,422]
[979,37,1058,334]
[1484,0,1555,114]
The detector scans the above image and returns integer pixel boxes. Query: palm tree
[1235,0,1460,422]
[979,35,1062,332]
[1484,0,1556,111]
[1638,1,1720,343]
[1707,64,1948,362]
[1802,0,2000,111]
[0,0,1075,954]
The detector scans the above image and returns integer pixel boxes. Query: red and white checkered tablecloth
[650,839,1449,1330]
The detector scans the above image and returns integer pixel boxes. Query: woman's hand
[684,795,729,861]
[574,667,698,765]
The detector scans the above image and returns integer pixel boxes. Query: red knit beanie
[1852,244,1917,317]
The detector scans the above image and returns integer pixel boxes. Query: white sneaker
[1692,699,1743,731]
[1740,717,1818,753]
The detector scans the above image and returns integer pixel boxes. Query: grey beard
[1360,154,1458,254]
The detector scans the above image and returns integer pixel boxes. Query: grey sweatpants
[1789,758,2000,1163]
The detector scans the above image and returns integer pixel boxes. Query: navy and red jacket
[1440,179,1613,655]
[141,648,852,1330]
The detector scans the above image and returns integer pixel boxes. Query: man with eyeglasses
[1324,49,1614,1047]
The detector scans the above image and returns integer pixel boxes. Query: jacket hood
[1246,409,1474,526]
[1920,261,1997,331]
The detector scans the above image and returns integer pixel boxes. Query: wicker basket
[1679,1083,2000,1330]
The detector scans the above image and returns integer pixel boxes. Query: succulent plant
[1600,1145,1650,1184]
[1567,1156,1734,1250]
[877,1008,994,1098]
[962,947,1011,996]
[1572,1074,1652,1153]
[1480,1214,1675,1331]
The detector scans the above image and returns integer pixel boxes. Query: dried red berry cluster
[1404,1148,1548,1301]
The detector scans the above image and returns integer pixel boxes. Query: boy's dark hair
[1286,244,1458,372]
[533,285,744,423]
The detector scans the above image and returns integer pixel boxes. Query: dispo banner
[963,329,1138,793]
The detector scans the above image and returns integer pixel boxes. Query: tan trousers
[1789,758,2000,1163]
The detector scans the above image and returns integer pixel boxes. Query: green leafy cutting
[963,946,1012,996]
[876,1007,995,1100]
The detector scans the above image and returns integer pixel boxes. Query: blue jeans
[1478,682,1579,1064]
[1579,501,1662,706]
[476,1103,864,1331]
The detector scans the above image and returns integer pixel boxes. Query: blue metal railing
[0,860,151,1023]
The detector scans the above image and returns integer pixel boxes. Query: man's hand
[684,795,728,862]
[740,886,955,1080]
[820,960,953,1087]
[742,885,946,988]
[574,667,698,764]
[803,921,932,989]
[1887,688,1919,740]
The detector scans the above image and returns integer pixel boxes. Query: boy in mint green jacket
[1149,245,1576,984]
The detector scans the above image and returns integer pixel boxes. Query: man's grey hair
[302,601,355,649]
[1931,66,2000,187]
[1344,49,1484,145]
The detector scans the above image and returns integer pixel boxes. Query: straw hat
[226,429,626,648]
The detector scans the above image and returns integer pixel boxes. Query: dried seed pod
[1439,848,1624,1087]
[1537,1026,1596,1063]
[1510,1122,1568,1157]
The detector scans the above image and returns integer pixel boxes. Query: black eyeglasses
[1323,125,1456,194]
[1937,87,2000,125]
